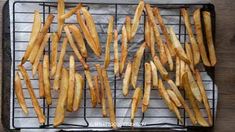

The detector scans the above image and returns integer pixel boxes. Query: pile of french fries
[14,0,216,128]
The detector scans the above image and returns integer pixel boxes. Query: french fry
[67,55,75,112]
[203,11,217,66]
[101,68,117,128]
[54,68,68,127]
[76,12,100,57]
[185,42,195,73]
[94,75,101,104]
[166,89,182,108]
[167,79,197,125]
[57,0,65,37]
[169,27,190,64]
[171,101,183,124]
[21,10,41,65]
[95,64,107,117]
[69,25,88,58]
[145,17,150,47]
[64,25,89,70]
[150,61,158,88]
[131,42,146,88]
[182,72,209,127]
[50,33,59,77]
[181,8,200,65]
[84,69,97,108]
[104,16,114,69]
[32,33,51,76]
[18,65,45,124]
[142,63,151,112]
[175,56,180,87]
[180,59,185,87]
[119,25,128,74]
[146,4,167,65]
[164,44,173,71]
[131,87,142,125]
[53,37,68,90]
[61,3,82,19]
[195,69,213,126]
[29,14,54,64]
[37,63,44,98]
[150,22,156,57]
[123,61,132,96]
[153,55,168,80]
[125,16,131,42]
[15,72,28,114]
[113,29,119,75]
[131,0,144,40]
[43,55,51,105]
[81,7,101,54]
[153,7,176,57]
[73,73,84,111]
[193,9,211,67]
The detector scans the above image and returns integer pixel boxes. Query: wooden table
[0,0,234,131]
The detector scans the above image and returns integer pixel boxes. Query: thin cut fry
[142,63,151,112]
[18,65,45,124]
[166,89,182,108]
[185,42,195,73]
[180,59,185,87]
[73,73,84,111]
[131,87,142,125]
[145,17,150,47]
[131,0,144,40]
[175,56,180,87]
[150,61,158,88]
[21,10,41,64]
[15,72,29,114]
[181,8,200,65]
[69,25,88,58]
[104,16,114,69]
[113,29,119,75]
[43,55,51,105]
[84,69,97,108]
[150,22,156,57]
[125,16,131,42]
[101,68,117,128]
[94,75,101,104]
[119,25,128,74]
[193,9,211,67]
[67,55,75,112]
[164,44,173,71]
[37,63,44,98]
[53,37,68,90]
[203,11,217,66]
[122,61,132,96]
[50,33,59,77]
[53,68,68,127]
[131,42,146,88]
[61,3,82,19]
[57,0,65,37]
[153,55,168,80]
[64,25,89,70]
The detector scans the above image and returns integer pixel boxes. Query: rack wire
[11,1,216,130]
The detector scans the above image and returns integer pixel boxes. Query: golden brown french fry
[150,23,156,57]
[142,63,151,112]
[69,25,87,58]
[67,55,75,112]
[57,0,65,38]
[50,33,59,77]
[64,25,89,70]
[104,16,114,69]
[119,25,128,74]
[54,68,68,127]
[131,87,142,125]
[153,7,176,57]
[167,79,197,125]
[169,27,190,64]
[37,63,44,98]
[153,55,168,80]
[95,64,107,117]
[203,11,217,66]
[76,12,100,57]
[145,17,150,47]
[125,16,131,42]
[101,68,117,128]
[171,101,183,124]
[195,69,213,126]
[164,44,173,71]
[29,14,54,64]
[185,42,195,73]
[146,4,167,65]
[181,8,200,65]
[113,29,119,75]
[150,61,158,88]
[18,65,45,124]
[61,3,82,19]
[193,9,211,67]
[131,0,144,40]
[131,42,146,88]
[123,61,132,96]
[15,72,29,114]
[53,37,68,90]
[182,72,209,127]
[81,7,101,54]
[175,56,180,87]
[94,75,101,104]
[167,89,182,108]
[43,55,51,105]
[73,73,84,111]
[180,59,185,87]
[84,69,97,108]
[32,33,51,76]
[21,10,41,65]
